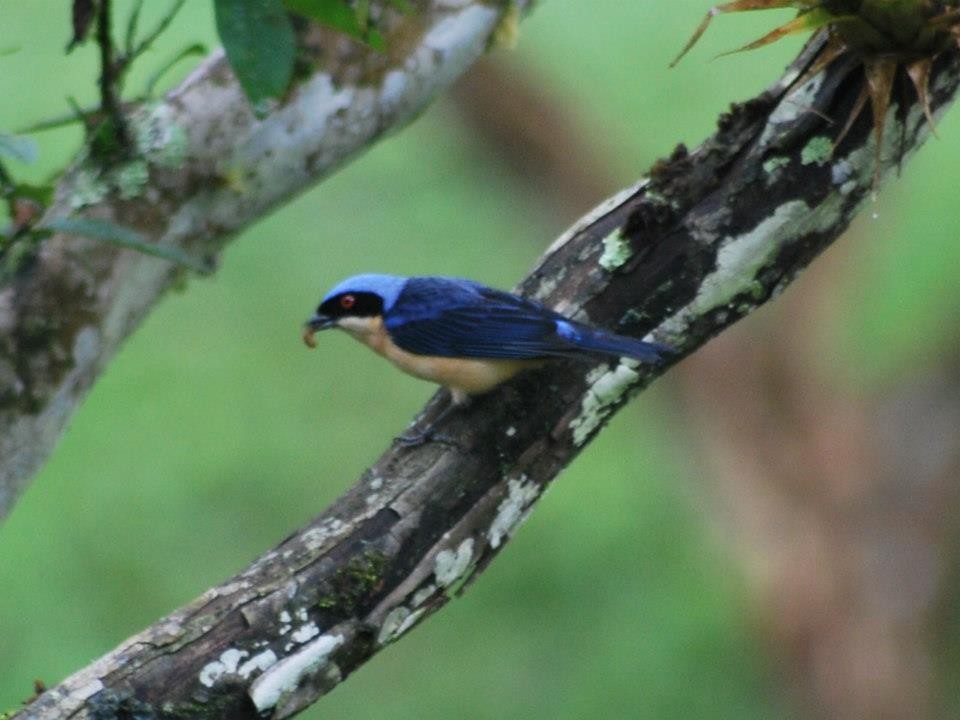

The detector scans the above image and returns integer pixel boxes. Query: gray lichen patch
[488,476,539,549]
[762,155,791,184]
[114,160,150,200]
[248,633,344,714]
[434,538,475,588]
[569,361,640,446]
[759,72,825,147]
[378,607,410,645]
[199,648,250,687]
[656,199,831,343]
[131,103,189,169]
[68,103,189,210]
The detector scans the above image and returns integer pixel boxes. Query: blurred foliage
[215,0,297,113]
[0,2,958,719]
[214,0,408,112]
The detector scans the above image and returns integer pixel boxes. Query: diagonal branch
[0,0,528,520]
[15,35,960,720]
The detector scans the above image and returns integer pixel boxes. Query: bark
[13,36,960,720]
[0,0,526,520]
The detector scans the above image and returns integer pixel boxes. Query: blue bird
[303,274,670,412]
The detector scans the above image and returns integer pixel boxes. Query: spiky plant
[673,1,960,159]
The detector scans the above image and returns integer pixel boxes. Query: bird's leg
[395,392,469,448]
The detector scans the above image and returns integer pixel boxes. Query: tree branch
[0,0,526,520]
[14,35,959,720]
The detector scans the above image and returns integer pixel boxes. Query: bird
[303,273,670,423]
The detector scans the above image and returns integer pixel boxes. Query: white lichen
[238,650,279,679]
[411,584,437,608]
[377,607,411,645]
[199,647,249,687]
[377,605,427,645]
[291,622,320,644]
[759,72,825,147]
[249,634,344,713]
[434,538,475,587]
[395,608,426,637]
[569,361,640,446]
[488,477,539,549]
[301,517,348,552]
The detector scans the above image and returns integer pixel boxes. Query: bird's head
[302,274,406,348]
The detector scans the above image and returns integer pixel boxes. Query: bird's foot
[394,427,461,449]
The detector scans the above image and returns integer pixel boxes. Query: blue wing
[384,277,669,363]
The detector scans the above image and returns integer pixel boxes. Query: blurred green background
[2,3,959,718]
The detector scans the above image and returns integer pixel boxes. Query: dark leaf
[45,217,211,273]
[12,183,54,207]
[214,0,296,114]
[282,0,364,39]
[68,0,97,52]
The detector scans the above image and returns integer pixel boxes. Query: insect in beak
[302,313,335,348]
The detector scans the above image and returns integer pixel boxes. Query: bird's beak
[302,313,335,349]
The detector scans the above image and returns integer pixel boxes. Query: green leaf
[366,28,385,52]
[282,0,405,50]
[12,183,54,207]
[45,217,211,273]
[283,0,363,38]
[0,134,39,164]
[214,0,296,114]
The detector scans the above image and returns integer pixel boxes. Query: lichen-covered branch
[0,0,526,520]
[15,36,959,720]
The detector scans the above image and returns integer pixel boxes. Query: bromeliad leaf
[214,0,296,115]
[46,217,211,273]
[671,0,821,66]
[717,8,847,58]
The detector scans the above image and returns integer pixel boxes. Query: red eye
[340,294,356,309]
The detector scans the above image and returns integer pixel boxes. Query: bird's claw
[394,428,460,449]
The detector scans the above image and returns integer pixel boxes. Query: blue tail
[556,321,672,364]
